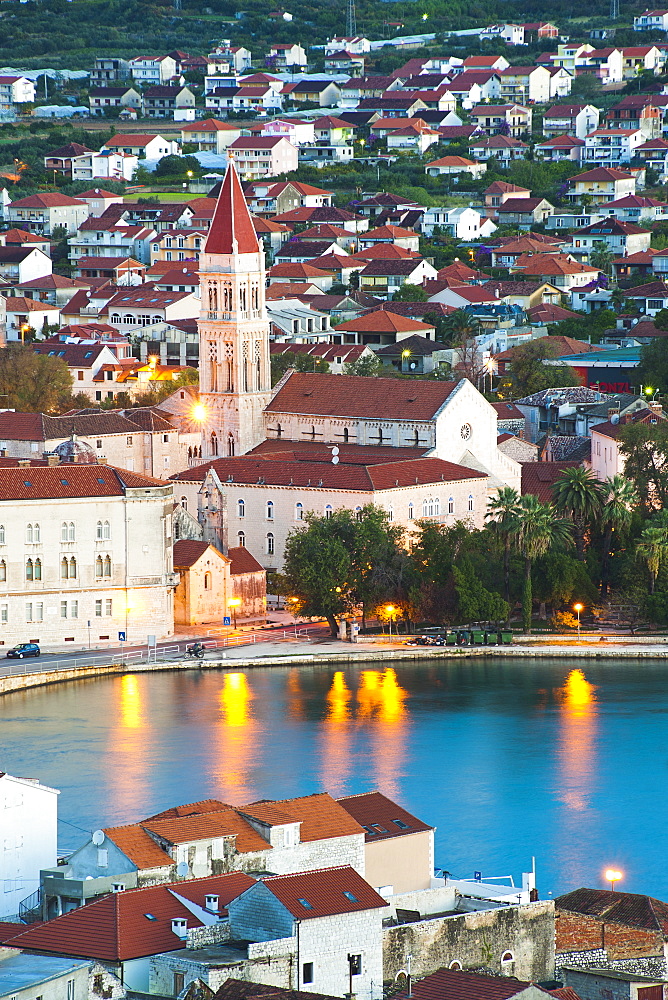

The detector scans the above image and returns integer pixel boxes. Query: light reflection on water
[0,658,664,896]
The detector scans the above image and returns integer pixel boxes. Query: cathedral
[190,162,521,570]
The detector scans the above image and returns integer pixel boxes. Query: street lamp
[401,348,411,372]
[605,868,623,891]
[573,602,583,639]
[228,597,241,628]
[385,604,395,637]
[186,169,193,190]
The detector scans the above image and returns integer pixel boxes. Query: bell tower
[198,160,271,458]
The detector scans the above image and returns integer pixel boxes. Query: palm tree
[636,524,668,594]
[442,309,481,347]
[486,487,522,606]
[517,495,572,633]
[552,467,607,561]
[599,475,638,597]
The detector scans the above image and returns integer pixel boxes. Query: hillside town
[5,8,668,1000]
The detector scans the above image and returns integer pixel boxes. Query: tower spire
[205,159,259,256]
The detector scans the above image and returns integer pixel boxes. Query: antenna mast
[346,0,356,38]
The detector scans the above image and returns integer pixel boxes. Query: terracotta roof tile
[337,791,432,841]
[205,161,259,255]
[521,461,580,501]
[213,980,340,1000]
[334,310,432,334]
[228,546,264,575]
[556,887,668,936]
[142,809,271,853]
[259,865,387,918]
[243,793,363,842]
[103,824,174,868]
[394,968,558,1000]
[146,799,227,820]
[0,465,164,501]
[173,539,213,568]
[266,371,459,420]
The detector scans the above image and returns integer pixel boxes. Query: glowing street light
[228,597,241,628]
[573,602,583,639]
[605,868,623,891]
[192,403,207,422]
[386,604,396,637]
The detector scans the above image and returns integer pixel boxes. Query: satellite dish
[611,414,619,424]
[92,830,105,845]
[176,861,189,877]
[331,446,340,456]
[332,456,339,465]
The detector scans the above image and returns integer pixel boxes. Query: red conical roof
[204,159,259,255]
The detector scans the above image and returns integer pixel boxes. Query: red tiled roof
[333,310,432,333]
[205,160,259,255]
[259,865,387,919]
[103,824,174,868]
[266,371,459,420]
[6,873,256,961]
[337,791,432,842]
[146,800,227,820]
[0,465,164,501]
[142,809,271,853]
[556,887,668,936]
[228,546,264,575]
[394,968,557,1000]
[173,539,212,568]
[492,401,525,420]
[9,193,86,208]
[521,461,580,501]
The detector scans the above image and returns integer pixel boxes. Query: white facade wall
[7,205,90,236]
[0,487,174,647]
[0,772,59,918]
[177,475,489,571]
[590,429,622,479]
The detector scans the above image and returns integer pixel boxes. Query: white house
[583,127,645,167]
[634,9,668,29]
[71,150,138,183]
[6,194,90,235]
[0,75,35,113]
[102,134,181,160]
[0,771,59,920]
[421,206,497,240]
[543,103,600,139]
[424,155,487,179]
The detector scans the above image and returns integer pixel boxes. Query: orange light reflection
[107,674,151,817]
[320,671,353,796]
[214,672,259,802]
[356,668,408,799]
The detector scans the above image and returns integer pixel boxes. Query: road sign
[223,616,231,625]
[118,631,126,642]
[474,871,482,882]
[147,635,156,647]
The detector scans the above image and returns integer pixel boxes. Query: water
[0,657,665,899]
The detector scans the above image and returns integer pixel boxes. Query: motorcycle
[185,643,205,660]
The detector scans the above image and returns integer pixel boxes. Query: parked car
[6,642,40,658]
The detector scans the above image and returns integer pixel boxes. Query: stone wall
[299,909,384,999]
[229,882,295,943]
[383,900,555,984]
[561,965,667,1000]
[186,923,230,948]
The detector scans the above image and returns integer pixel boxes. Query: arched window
[343,427,349,443]
[96,556,103,577]
[33,523,40,543]
[204,572,211,590]
[387,506,394,522]
[423,498,439,517]
[61,522,69,542]
[448,497,454,515]
[227,434,235,457]
[0,560,6,582]
[237,531,246,547]
[111,313,121,324]
[180,497,188,511]
[501,953,514,964]
[61,558,68,580]
[103,521,111,540]
[276,422,283,438]
[96,520,103,540]
[238,499,245,518]
[26,524,33,543]
[34,558,41,581]
[25,559,33,581]
[103,556,111,577]
[408,503,414,520]
[449,962,462,972]
[210,431,218,456]
[266,500,274,520]
[325,504,333,519]
[69,557,77,579]
[295,502,303,520]
[68,521,75,541]
[123,314,133,325]
[468,494,474,512]
[266,532,275,555]
[0,525,5,545]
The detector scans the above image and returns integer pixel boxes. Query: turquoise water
[0,657,664,898]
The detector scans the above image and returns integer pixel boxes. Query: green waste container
[471,629,485,645]
[446,631,457,646]
[500,631,513,645]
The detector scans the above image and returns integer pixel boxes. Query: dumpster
[500,630,513,645]
[471,629,485,645]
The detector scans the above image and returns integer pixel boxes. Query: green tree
[637,337,668,392]
[485,486,522,605]
[599,475,638,596]
[390,283,428,302]
[517,494,572,632]
[589,243,614,276]
[452,557,508,623]
[342,355,385,377]
[271,352,330,385]
[442,309,481,347]
[502,339,580,398]
[618,420,668,512]
[636,524,668,594]
[552,466,607,561]
[154,154,201,178]
[0,344,72,412]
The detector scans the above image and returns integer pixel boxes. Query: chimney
[171,918,188,940]
[650,401,663,415]
[205,894,219,912]
[44,453,59,466]
[97,456,108,465]
[17,459,30,467]
[607,407,620,419]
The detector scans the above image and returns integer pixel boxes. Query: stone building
[0,465,175,647]
[173,539,230,626]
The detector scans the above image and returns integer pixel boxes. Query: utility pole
[610,0,619,20]
[346,0,356,38]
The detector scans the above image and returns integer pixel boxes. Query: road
[0,622,329,677]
